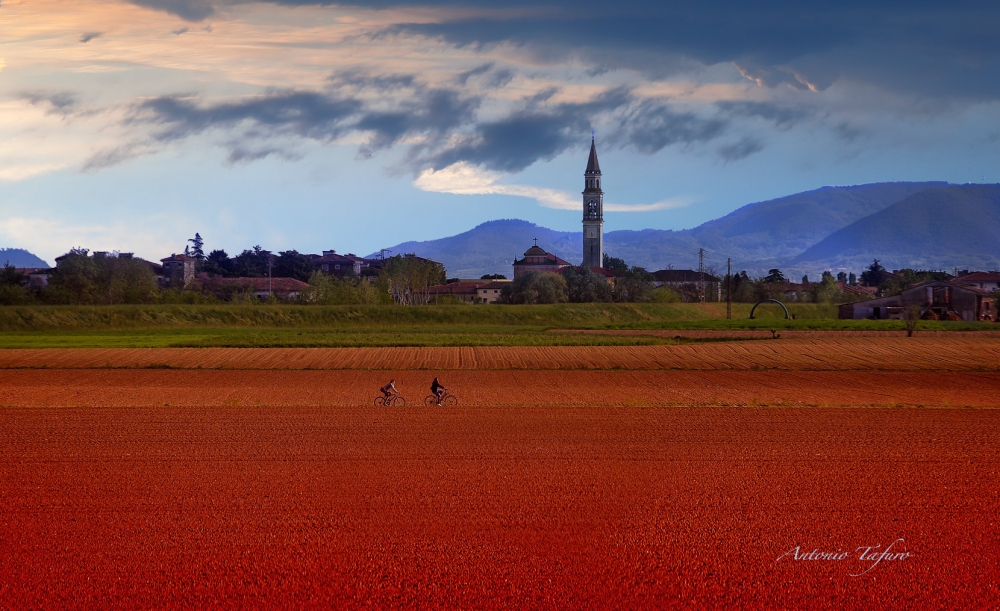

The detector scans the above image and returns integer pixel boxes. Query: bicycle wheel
[443,394,458,406]
[391,396,407,407]
[424,395,437,406]
[373,396,385,407]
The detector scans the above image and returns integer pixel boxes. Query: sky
[2,0,999,265]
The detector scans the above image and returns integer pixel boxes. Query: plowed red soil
[1,405,997,608]
[1,335,999,371]
[2,340,998,607]
[3,369,1000,408]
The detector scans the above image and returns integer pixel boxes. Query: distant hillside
[0,248,49,268]
[376,182,949,277]
[792,184,1000,271]
[603,182,947,272]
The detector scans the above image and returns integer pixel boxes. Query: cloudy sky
[2,0,999,263]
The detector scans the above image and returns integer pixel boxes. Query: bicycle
[424,391,458,406]
[374,394,407,407]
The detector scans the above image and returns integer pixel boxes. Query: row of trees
[0,244,447,306]
[0,250,167,305]
[183,233,319,281]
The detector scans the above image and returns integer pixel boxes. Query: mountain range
[375,182,1000,278]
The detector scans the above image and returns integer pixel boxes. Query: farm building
[838,280,994,321]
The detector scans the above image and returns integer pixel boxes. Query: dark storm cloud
[614,99,726,155]
[127,85,480,165]
[134,91,363,142]
[128,1,1000,100]
[419,87,731,173]
[120,80,750,173]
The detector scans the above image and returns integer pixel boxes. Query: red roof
[957,272,1000,282]
[205,277,309,292]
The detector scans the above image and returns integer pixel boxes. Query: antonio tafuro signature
[776,538,911,576]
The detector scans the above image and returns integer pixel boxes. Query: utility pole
[698,247,705,302]
[727,257,732,319]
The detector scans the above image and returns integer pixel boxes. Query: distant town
[3,238,998,322]
[2,142,998,321]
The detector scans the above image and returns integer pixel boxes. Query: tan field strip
[0,336,998,371]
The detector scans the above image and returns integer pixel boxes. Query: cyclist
[430,377,446,406]
[380,379,398,402]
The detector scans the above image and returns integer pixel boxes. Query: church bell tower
[582,137,603,268]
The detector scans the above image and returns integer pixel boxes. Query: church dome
[524,245,547,256]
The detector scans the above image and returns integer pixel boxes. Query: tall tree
[561,266,612,303]
[233,246,271,277]
[382,255,446,305]
[764,269,786,284]
[203,249,233,276]
[860,259,888,287]
[187,233,205,262]
[273,250,313,282]
[602,253,628,275]
[502,271,568,304]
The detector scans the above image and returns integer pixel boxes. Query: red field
[1,341,998,608]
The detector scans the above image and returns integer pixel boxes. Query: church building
[582,137,604,268]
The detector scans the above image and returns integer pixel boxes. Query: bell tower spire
[582,135,604,268]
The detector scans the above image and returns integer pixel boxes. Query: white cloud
[414,162,690,212]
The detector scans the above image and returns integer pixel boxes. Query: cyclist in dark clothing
[430,377,446,406]
[380,379,397,402]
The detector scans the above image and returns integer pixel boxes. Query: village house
[954,271,1000,292]
[310,250,368,277]
[14,268,53,289]
[161,253,196,288]
[839,280,994,321]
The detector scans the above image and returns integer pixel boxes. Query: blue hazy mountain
[375,182,952,277]
[792,184,1000,271]
[0,248,50,268]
